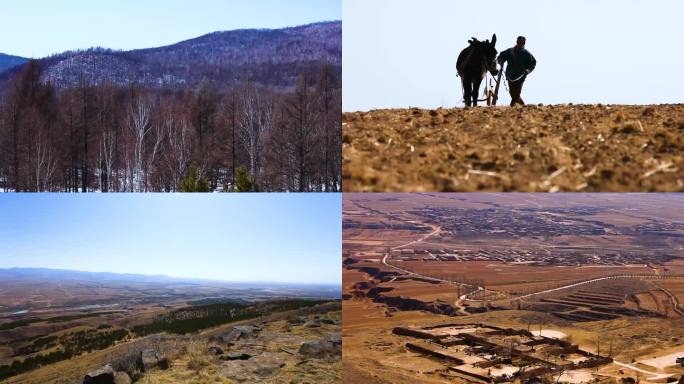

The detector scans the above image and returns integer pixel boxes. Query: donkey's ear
[491,34,497,46]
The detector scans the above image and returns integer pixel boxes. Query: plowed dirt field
[343,104,684,191]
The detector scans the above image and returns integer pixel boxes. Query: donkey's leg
[472,77,483,107]
[462,78,472,107]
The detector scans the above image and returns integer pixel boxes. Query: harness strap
[507,72,527,83]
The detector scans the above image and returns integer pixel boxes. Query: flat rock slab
[220,353,287,382]
[299,338,341,358]
[83,364,115,384]
[221,353,252,361]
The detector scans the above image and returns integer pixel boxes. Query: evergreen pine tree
[178,163,210,192]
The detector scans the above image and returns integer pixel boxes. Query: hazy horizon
[0,0,341,58]
[0,266,340,287]
[343,0,684,111]
[0,194,342,285]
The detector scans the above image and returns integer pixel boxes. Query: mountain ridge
[0,52,28,72]
[0,267,341,288]
[0,20,341,91]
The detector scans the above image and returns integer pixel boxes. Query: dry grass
[139,338,232,384]
[139,369,233,384]
[185,339,211,372]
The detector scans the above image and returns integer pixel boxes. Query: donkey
[456,34,499,107]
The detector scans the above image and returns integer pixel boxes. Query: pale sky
[343,0,684,111]
[0,0,341,58]
[0,194,341,285]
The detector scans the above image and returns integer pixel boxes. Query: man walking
[497,36,536,106]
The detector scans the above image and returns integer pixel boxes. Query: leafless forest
[0,60,341,192]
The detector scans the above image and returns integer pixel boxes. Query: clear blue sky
[0,0,341,58]
[343,0,684,111]
[0,194,341,285]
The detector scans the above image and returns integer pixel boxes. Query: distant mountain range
[0,21,341,91]
[0,267,341,291]
[0,52,27,72]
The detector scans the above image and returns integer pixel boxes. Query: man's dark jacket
[497,47,536,81]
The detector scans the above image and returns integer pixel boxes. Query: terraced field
[540,289,660,322]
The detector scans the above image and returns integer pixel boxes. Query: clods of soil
[342,104,684,191]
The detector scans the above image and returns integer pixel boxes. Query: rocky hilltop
[2,302,340,384]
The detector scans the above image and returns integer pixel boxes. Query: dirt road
[343,104,683,192]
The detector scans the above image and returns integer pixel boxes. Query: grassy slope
[2,302,340,384]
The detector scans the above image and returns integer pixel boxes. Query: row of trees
[0,328,129,380]
[132,299,327,336]
[0,60,341,191]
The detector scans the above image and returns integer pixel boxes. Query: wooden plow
[484,63,505,106]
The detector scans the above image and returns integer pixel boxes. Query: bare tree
[144,121,163,191]
[32,131,56,191]
[100,130,115,192]
[0,62,341,192]
[164,115,189,191]
[125,98,152,192]
[317,61,341,191]
[223,93,238,189]
[283,72,319,191]
[239,85,272,182]
[78,76,91,192]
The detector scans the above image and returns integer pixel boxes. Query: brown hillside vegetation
[2,303,340,384]
[342,104,684,192]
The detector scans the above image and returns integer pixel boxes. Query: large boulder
[252,361,285,376]
[208,346,224,355]
[218,354,284,381]
[298,336,341,358]
[113,371,131,384]
[137,349,170,372]
[327,332,341,346]
[220,325,260,343]
[83,364,115,384]
[303,319,321,328]
[288,316,306,325]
